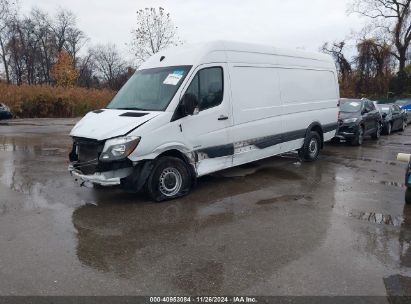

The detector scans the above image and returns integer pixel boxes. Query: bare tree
[131,7,181,63]
[77,51,100,88]
[321,41,353,79]
[0,0,17,83]
[349,0,411,76]
[92,43,126,89]
[355,38,393,95]
[50,9,76,53]
[2,6,88,85]
[65,27,87,67]
[30,8,56,84]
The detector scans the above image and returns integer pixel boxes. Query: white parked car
[69,41,339,201]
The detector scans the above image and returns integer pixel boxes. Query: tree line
[322,0,411,99]
[2,0,411,99]
[0,1,180,90]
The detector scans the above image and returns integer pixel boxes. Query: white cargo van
[69,41,339,201]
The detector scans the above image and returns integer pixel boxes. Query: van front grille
[72,137,104,175]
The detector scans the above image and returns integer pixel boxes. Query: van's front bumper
[68,164,133,186]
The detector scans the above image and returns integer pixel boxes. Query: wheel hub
[159,167,182,197]
[309,139,318,156]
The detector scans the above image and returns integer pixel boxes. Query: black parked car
[0,103,12,120]
[377,104,407,135]
[335,98,382,146]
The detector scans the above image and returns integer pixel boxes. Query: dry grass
[0,83,116,118]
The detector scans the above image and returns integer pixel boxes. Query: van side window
[185,67,224,111]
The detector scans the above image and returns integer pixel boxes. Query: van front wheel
[145,156,192,202]
[298,131,321,162]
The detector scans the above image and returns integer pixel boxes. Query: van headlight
[99,136,141,162]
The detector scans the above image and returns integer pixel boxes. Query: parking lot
[0,118,410,296]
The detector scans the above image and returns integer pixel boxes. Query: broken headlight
[99,136,140,162]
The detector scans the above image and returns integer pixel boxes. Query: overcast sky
[19,0,366,60]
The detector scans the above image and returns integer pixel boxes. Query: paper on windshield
[350,102,360,106]
[163,71,184,85]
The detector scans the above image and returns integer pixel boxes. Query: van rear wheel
[145,156,192,202]
[298,131,321,162]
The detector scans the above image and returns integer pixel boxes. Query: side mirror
[181,93,199,116]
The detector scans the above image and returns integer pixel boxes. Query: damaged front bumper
[68,164,133,186]
[335,123,359,140]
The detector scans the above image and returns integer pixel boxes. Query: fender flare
[304,122,324,148]
[124,145,198,193]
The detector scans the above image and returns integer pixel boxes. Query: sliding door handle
[218,115,229,121]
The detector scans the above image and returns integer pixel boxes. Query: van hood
[70,109,160,141]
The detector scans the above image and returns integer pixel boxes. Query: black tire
[371,122,381,139]
[145,156,192,202]
[406,188,411,205]
[298,131,321,162]
[385,123,392,135]
[401,120,407,132]
[351,125,364,146]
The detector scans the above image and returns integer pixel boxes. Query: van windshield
[106,66,192,111]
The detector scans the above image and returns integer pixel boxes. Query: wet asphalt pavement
[1,118,411,296]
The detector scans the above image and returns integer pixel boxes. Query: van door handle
[218,115,229,121]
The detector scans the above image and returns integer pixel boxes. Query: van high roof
[139,40,335,70]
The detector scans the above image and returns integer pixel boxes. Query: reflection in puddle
[334,206,404,227]
[256,194,313,205]
[0,143,65,156]
[379,181,406,188]
[384,275,411,299]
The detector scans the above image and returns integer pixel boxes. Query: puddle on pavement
[256,194,313,205]
[379,181,406,188]
[0,143,65,156]
[384,275,411,298]
[334,206,404,227]
[218,165,304,181]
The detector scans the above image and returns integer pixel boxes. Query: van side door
[175,64,233,176]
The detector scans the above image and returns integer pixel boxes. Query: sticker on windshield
[163,71,184,85]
